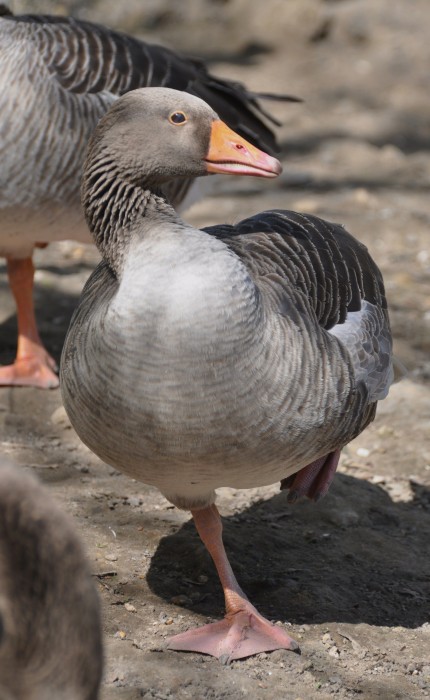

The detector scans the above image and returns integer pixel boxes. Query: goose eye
[169,111,187,125]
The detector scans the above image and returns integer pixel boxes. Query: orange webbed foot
[0,354,59,389]
[168,604,299,663]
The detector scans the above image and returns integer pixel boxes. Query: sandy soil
[1,1,430,698]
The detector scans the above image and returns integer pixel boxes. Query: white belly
[0,204,92,258]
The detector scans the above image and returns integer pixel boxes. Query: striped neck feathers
[81,152,179,275]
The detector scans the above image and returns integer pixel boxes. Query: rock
[105,553,118,562]
[370,475,386,485]
[299,661,313,674]
[328,509,359,527]
[270,649,295,663]
[356,447,370,457]
[73,462,89,473]
[50,405,72,429]
[126,496,142,507]
[170,594,192,606]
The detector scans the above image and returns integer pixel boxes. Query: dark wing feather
[5,14,291,153]
[206,209,388,331]
[208,210,392,428]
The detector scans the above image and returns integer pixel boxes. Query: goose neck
[81,161,179,275]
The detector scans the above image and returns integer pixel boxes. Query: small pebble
[73,463,89,473]
[50,405,71,428]
[170,594,192,606]
[105,553,118,562]
[126,496,142,507]
[357,447,370,457]
[124,603,137,613]
[370,475,385,484]
[299,661,313,674]
[328,510,359,527]
[269,649,291,663]
[377,425,395,437]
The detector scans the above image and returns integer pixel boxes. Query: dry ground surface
[1,1,430,698]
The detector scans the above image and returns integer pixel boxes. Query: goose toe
[0,356,59,389]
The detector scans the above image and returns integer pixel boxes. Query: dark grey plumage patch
[0,461,103,699]
[1,13,285,153]
[207,209,389,329]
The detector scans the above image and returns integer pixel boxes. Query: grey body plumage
[0,13,287,258]
[0,461,102,700]
[0,13,297,389]
[61,88,393,511]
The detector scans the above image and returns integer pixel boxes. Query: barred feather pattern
[0,13,285,257]
[210,209,393,404]
[81,147,177,274]
[62,189,393,508]
[15,14,281,150]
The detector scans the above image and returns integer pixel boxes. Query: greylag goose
[60,88,393,663]
[0,12,296,389]
[0,460,102,699]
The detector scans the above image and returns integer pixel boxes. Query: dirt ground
[1,1,430,698]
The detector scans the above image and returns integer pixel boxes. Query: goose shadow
[146,473,430,628]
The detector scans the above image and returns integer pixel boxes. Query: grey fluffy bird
[61,87,393,663]
[0,12,295,389]
[0,461,102,699]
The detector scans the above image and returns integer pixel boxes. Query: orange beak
[205,120,282,178]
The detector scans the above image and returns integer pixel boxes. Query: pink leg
[0,257,59,389]
[167,504,299,663]
[281,450,341,503]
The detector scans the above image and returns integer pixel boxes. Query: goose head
[84,87,282,188]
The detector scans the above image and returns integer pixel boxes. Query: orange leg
[167,504,299,663]
[0,257,59,388]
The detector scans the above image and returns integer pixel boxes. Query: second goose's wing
[8,13,288,153]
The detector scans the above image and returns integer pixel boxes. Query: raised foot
[167,609,299,663]
[281,450,341,503]
[0,356,59,389]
